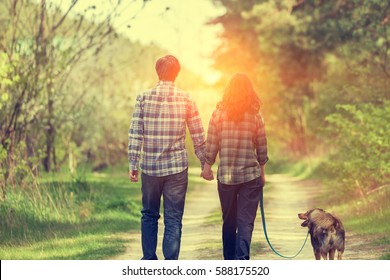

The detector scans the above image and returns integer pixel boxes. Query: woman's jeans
[218,177,263,260]
[140,169,188,260]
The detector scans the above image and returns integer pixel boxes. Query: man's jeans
[140,169,188,260]
[218,177,263,260]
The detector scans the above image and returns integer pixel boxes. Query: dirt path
[111,169,386,260]
[110,169,221,260]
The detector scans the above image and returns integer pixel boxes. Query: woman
[202,73,268,260]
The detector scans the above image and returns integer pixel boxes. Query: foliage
[328,186,390,260]
[210,0,390,201]
[0,1,168,197]
[325,102,390,196]
[1,0,389,258]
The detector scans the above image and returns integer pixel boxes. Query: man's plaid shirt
[205,108,268,185]
[128,81,206,177]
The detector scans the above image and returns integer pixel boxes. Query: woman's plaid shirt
[205,108,268,185]
[128,81,206,177]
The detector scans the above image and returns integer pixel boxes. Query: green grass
[376,237,390,260]
[274,159,390,260]
[328,187,390,260]
[0,234,127,260]
[0,168,142,259]
[2,163,388,260]
[266,156,324,180]
[0,165,206,259]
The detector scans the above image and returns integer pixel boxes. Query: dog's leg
[314,250,321,260]
[320,252,328,260]
[337,251,343,260]
[329,249,336,260]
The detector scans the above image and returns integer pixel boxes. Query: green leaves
[0,54,15,109]
[211,0,389,200]
[325,102,390,194]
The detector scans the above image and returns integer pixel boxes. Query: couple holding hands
[128,55,268,260]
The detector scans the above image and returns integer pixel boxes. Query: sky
[52,0,226,84]
[117,0,225,84]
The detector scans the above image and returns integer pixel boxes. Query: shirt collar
[157,80,175,86]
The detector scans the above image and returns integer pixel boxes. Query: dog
[298,208,345,260]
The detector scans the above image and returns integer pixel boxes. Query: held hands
[201,169,214,181]
[129,170,139,182]
[201,163,214,181]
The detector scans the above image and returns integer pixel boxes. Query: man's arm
[128,94,144,182]
[186,97,206,168]
[205,110,219,166]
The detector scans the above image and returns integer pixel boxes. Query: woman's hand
[201,163,214,181]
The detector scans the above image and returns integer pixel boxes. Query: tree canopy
[210,0,389,198]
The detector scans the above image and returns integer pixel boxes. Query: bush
[324,101,390,198]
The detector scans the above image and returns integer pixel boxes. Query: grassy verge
[278,158,390,260]
[0,168,142,259]
[329,187,390,260]
[0,166,205,259]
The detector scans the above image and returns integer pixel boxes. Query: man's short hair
[155,55,181,82]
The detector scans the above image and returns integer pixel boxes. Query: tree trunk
[43,97,55,172]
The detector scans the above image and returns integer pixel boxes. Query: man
[128,55,206,260]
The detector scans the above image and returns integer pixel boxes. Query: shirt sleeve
[128,94,144,171]
[255,112,269,165]
[186,97,206,168]
[205,110,219,165]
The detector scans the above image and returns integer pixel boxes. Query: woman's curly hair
[218,73,262,122]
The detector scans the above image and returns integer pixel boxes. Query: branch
[3,82,28,145]
[51,0,78,32]
[380,0,390,78]
[9,0,25,56]
[290,0,306,14]
[366,184,390,196]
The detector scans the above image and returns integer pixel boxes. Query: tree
[209,0,390,198]
[210,0,389,156]
[0,0,159,198]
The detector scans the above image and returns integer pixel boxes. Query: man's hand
[201,163,214,181]
[129,170,139,182]
[201,169,214,181]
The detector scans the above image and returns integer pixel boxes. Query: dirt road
[112,169,386,260]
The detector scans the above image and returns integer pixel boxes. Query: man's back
[128,80,205,177]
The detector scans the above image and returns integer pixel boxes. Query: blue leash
[259,190,310,259]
